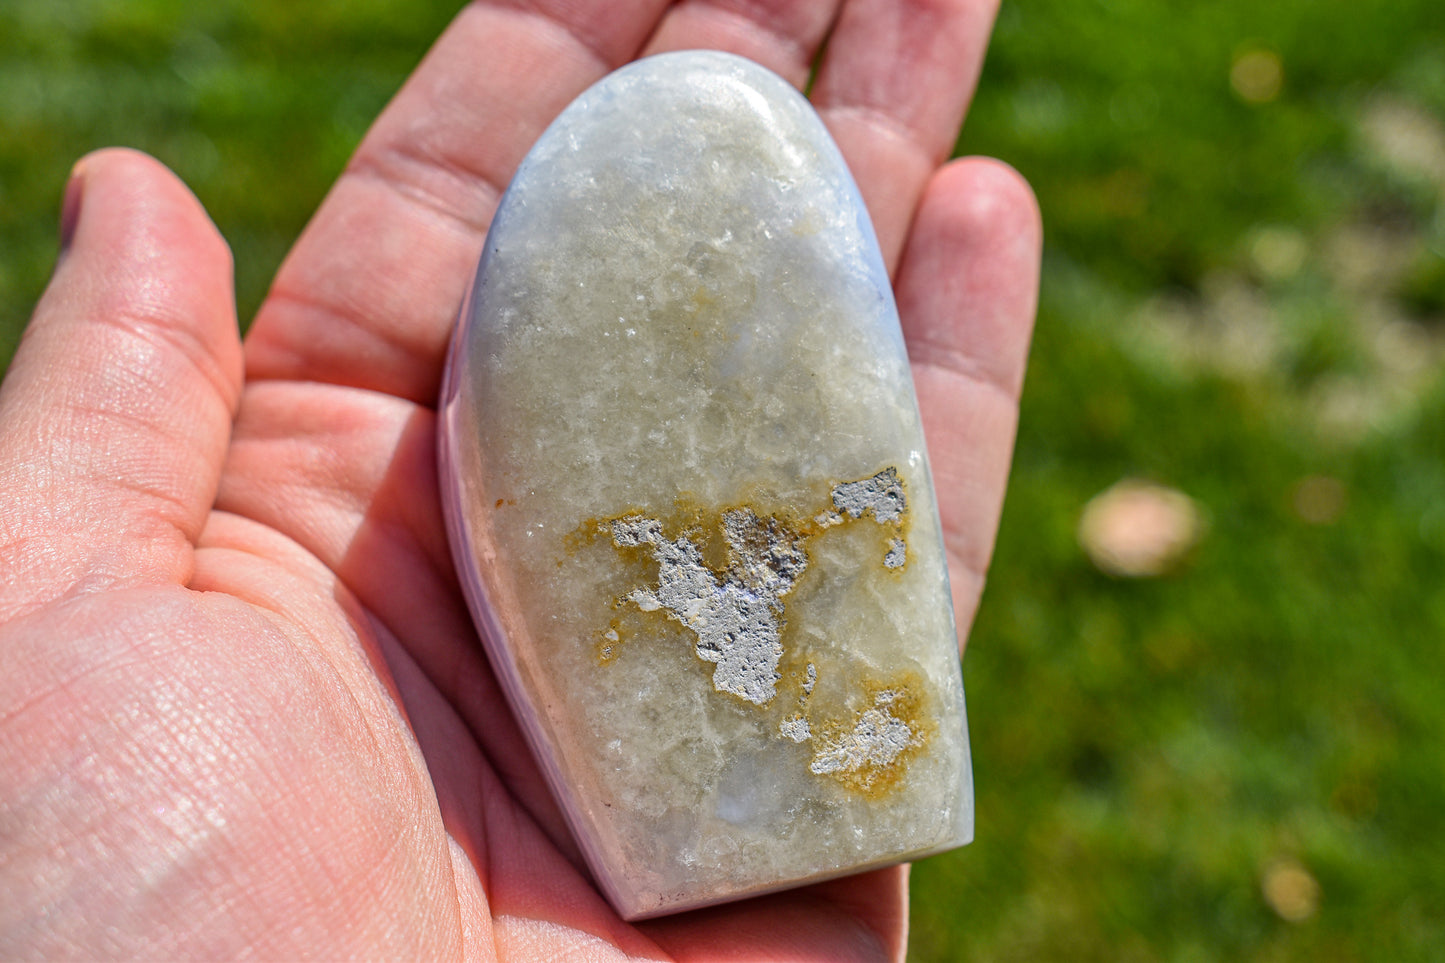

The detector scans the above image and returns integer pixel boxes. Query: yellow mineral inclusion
[592,469,924,796]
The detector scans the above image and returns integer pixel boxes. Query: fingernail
[59,161,87,253]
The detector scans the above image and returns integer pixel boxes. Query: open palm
[0,1,1039,958]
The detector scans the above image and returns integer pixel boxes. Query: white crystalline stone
[438,50,973,920]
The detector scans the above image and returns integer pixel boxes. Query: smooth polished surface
[439,51,972,920]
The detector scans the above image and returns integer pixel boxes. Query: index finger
[244,0,670,403]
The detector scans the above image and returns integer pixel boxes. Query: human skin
[0,1,1040,959]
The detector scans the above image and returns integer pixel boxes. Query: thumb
[0,149,242,621]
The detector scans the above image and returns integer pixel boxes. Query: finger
[245,0,671,404]
[896,157,1041,640]
[638,866,908,961]
[0,149,242,621]
[813,0,1001,272]
[641,0,842,87]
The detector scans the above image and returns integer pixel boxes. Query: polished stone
[438,50,973,920]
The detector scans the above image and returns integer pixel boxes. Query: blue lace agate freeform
[438,50,973,920]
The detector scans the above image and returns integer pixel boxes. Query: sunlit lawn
[3,2,1443,960]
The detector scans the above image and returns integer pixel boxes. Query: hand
[0,1,1039,958]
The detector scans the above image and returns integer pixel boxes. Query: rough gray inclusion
[611,508,806,706]
[811,692,914,775]
[831,466,907,523]
[610,470,908,707]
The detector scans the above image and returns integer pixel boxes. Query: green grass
[913,2,1445,959]
[3,2,1443,960]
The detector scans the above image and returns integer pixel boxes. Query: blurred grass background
[2,1,1443,959]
